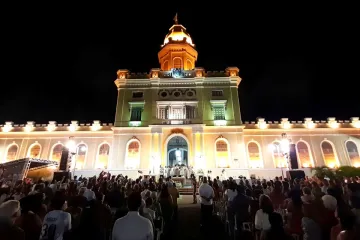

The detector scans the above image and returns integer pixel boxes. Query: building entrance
[167,136,188,166]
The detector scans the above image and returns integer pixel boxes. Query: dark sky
[1,3,358,124]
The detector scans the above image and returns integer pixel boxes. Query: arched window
[27,143,41,158]
[125,138,141,169]
[247,141,263,168]
[50,143,63,162]
[215,137,230,168]
[162,60,169,71]
[5,144,18,162]
[345,141,360,167]
[173,57,182,69]
[321,141,339,168]
[96,143,110,169]
[296,141,314,168]
[74,143,87,169]
[271,141,287,168]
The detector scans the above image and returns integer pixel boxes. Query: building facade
[1,19,360,179]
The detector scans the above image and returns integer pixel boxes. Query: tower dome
[158,14,198,71]
[162,24,194,47]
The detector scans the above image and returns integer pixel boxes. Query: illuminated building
[1,17,360,179]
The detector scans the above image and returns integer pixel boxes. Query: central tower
[158,14,198,70]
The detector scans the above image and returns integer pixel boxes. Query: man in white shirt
[112,192,153,240]
[198,177,214,228]
[40,192,71,240]
[83,183,96,201]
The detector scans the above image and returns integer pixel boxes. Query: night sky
[1,4,358,124]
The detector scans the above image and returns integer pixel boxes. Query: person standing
[198,178,214,228]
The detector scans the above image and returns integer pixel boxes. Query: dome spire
[173,13,178,24]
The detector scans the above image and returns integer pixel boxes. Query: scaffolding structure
[0,158,58,180]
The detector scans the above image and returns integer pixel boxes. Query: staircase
[177,178,197,195]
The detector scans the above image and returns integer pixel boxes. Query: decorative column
[151,127,161,174]
[192,126,204,169]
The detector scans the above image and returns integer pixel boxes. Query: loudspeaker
[59,148,69,171]
[286,170,305,180]
[289,144,299,169]
[53,171,71,181]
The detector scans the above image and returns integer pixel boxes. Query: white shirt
[112,211,153,240]
[254,209,271,230]
[83,188,96,201]
[40,210,72,240]
[225,189,238,202]
[198,183,214,205]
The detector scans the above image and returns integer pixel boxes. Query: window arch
[215,137,230,168]
[73,143,87,170]
[96,143,110,169]
[270,141,287,168]
[50,143,63,162]
[5,143,19,162]
[247,141,263,168]
[162,60,169,71]
[320,140,339,168]
[173,57,182,69]
[27,143,42,158]
[125,138,141,169]
[296,140,314,168]
[345,140,360,167]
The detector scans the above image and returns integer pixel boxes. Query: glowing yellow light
[257,118,267,129]
[354,162,360,168]
[328,162,336,168]
[2,122,13,132]
[91,120,101,131]
[69,121,78,132]
[351,118,360,128]
[163,25,194,47]
[330,122,339,129]
[303,163,309,168]
[47,121,56,132]
[304,118,315,129]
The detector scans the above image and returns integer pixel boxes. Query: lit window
[130,107,142,121]
[129,102,145,122]
[173,58,182,69]
[213,106,225,120]
[5,144,18,161]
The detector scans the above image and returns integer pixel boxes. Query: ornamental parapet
[0,120,113,133]
[115,67,240,80]
[243,117,360,130]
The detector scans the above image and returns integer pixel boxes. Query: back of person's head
[202,177,207,184]
[290,189,302,206]
[51,191,66,210]
[259,194,274,214]
[303,187,311,195]
[145,197,153,207]
[322,194,337,211]
[0,200,20,219]
[128,192,142,211]
[339,213,356,230]
[236,185,245,194]
[269,212,284,229]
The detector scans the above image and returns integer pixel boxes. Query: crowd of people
[0,168,359,240]
[0,172,180,240]
[198,175,360,240]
